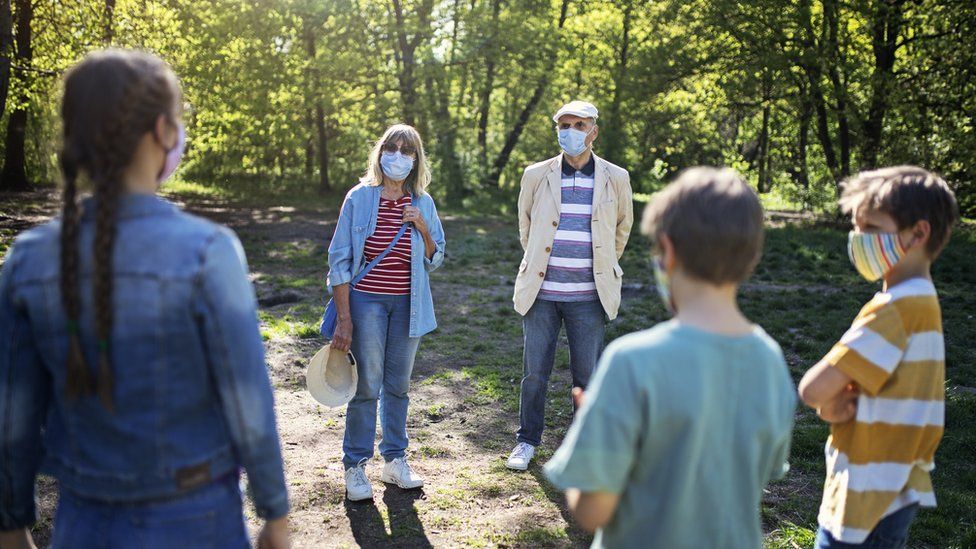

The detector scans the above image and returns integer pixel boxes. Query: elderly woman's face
[382,139,417,158]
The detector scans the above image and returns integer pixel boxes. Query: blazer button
[538,272,545,277]
[552,221,558,227]
[545,246,551,253]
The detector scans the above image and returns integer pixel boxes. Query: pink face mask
[157,123,185,186]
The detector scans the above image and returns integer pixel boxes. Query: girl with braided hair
[0,49,289,548]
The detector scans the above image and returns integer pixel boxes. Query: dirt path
[1,190,590,548]
[205,200,591,548]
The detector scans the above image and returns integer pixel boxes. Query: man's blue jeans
[343,290,422,469]
[517,298,605,447]
[51,475,248,548]
[815,503,919,548]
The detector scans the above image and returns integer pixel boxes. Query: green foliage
[3,0,974,214]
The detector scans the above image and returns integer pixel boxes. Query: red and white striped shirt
[355,196,412,295]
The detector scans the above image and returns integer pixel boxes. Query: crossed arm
[798,360,859,423]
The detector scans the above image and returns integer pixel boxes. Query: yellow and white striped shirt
[819,277,944,543]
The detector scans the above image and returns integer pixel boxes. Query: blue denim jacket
[0,194,288,530]
[327,183,446,337]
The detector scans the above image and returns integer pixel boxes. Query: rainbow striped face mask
[847,231,907,282]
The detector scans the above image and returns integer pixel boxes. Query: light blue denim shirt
[326,183,446,338]
[0,194,288,530]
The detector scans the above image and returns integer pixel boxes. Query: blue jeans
[343,290,422,469]
[815,504,919,548]
[517,298,605,446]
[51,475,248,548]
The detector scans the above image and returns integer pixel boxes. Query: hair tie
[98,340,109,351]
[67,320,79,334]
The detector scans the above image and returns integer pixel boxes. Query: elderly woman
[326,124,446,501]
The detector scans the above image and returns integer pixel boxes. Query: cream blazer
[513,153,634,320]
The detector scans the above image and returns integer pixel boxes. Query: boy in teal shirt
[544,167,797,548]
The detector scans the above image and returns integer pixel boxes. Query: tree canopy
[1,0,974,214]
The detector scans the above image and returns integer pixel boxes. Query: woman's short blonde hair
[361,124,431,196]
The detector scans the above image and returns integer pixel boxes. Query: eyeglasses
[382,142,417,156]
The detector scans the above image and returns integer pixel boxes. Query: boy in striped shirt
[799,166,960,548]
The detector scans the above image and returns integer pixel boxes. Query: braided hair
[59,49,181,409]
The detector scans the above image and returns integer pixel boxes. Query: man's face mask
[557,126,593,157]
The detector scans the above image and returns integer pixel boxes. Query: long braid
[59,152,93,400]
[58,49,181,410]
[88,72,145,411]
[92,176,122,410]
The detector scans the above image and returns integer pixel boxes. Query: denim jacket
[327,183,446,337]
[0,194,288,530]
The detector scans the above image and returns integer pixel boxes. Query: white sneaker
[506,442,536,471]
[380,457,424,489]
[345,461,373,501]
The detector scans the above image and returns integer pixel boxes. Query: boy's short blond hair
[641,167,764,284]
[839,166,960,257]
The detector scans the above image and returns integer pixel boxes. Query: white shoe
[345,461,373,501]
[381,457,424,489]
[506,442,536,471]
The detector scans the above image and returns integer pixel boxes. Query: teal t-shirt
[544,320,797,549]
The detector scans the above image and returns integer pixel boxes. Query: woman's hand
[403,205,427,235]
[332,317,353,353]
[257,516,290,549]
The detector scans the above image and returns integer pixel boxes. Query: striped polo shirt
[355,196,412,295]
[538,156,598,302]
[818,277,944,543]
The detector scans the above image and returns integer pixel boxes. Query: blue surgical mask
[557,127,592,157]
[380,151,414,181]
[652,256,676,314]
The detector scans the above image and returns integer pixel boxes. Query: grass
[422,207,976,546]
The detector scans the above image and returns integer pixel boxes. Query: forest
[1,0,974,214]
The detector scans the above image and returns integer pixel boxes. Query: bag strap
[351,194,414,286]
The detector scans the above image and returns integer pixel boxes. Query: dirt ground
[4,190,593,548]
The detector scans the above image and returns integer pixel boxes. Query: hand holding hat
[306,344,358,407]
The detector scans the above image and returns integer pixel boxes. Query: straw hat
[307,345,358,407]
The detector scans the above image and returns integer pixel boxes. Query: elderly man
[507,100,634,470]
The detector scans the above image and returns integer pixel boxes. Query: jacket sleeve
[615,170,634,260]
[517,167,536,251]
[327,194,355,290]
[195,229,289,520]
[422,196,446,272]
[0,242,51,530]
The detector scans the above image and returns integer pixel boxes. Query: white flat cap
[553,100,599,122]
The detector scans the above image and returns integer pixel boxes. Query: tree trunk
[792,91,811,191]
[0,0,32,192]
[391,0,434,127]
[0,0,12,118]
[797,0,841,187]
[304,108,314,178]
[481,0,570,189]
[315,105,329,192]
[862,0,904,168]
[303,16,329,192]
[428,71,465,206]
[104,0,115,43]
[477,0,501,172]
[823,0,851,176]
[604,0,633,165]
[758,94,770,194]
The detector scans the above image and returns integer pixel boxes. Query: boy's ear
[908,219,931,251]
[659,234,677,272]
